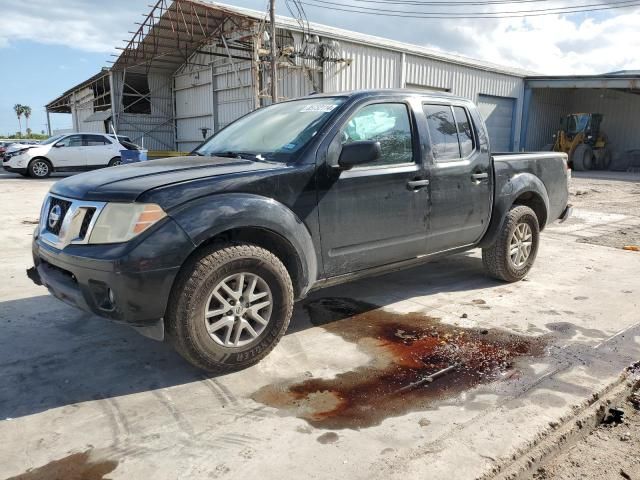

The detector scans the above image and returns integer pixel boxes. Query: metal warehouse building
[46,0,640,167]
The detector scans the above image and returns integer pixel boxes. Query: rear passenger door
[423,102,492,252]
[83,134,116,168]
[317,100,429,277]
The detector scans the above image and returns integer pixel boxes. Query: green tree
[22,105,32,134]
[13,104,24,135]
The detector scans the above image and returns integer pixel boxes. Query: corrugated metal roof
[196,0,535,77]
[45,69,110,111]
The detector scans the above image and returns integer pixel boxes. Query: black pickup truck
[28,90,571,372]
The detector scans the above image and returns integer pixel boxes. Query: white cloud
[0,0,138,53]
[426,9,640,74]
[1,0,639,74]
[289,1,640,75]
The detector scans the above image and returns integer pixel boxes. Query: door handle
[407,179,430,190]
[471,172,489,181]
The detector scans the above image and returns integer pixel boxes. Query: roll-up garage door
[477,94,515,152]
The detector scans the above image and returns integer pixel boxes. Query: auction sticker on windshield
[300,104,339,113]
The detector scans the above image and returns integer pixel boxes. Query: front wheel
[108,157,122,167]
[28,158,52,178]
[482,205,540,282]
[165,243,294,373]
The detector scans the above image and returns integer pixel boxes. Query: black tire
[165,243,294,373]
[108,157,122,167]
[482,205,540,282]
[572,144,593,171]
[28,158,52,178]
[601,147,612,170]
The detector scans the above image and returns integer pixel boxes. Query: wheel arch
[29,155,52,165]
[169,193,318,298]
[479,172,549,248]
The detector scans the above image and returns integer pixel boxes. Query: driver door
[316,100,429,277]
[49,134,86,170]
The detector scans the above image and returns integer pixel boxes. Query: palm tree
[22,106,32,135]
[13,104,23,135]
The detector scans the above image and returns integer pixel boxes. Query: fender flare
[479,172,550,248]
[169,193,318,296]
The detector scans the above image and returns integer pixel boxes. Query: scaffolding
[47,0,347,150]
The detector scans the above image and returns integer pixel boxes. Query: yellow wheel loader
[546,113,611,171]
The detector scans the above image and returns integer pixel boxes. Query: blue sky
[1,0,638,136]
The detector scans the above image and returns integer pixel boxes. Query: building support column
[519,85,532,151]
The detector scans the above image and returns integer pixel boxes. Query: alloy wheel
[509,222,533,268]
[32,161,49,177]
[203,272,273,348]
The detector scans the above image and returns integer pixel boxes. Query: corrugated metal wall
[525,88,640,156]
[175,67,214,152]
[323,40,401,92]
[523,89,567,150]
[72,87,105,133]
[111,70,175,151]
[213,59,254,130]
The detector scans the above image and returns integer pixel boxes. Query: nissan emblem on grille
[48,204,62,230]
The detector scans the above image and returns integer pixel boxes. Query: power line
[297,0,640,17]
[339,0,595,4]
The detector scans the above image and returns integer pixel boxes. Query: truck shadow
[0,253,511,420]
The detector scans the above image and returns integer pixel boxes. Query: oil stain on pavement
[253,298,546,430]
[6,450,118,480]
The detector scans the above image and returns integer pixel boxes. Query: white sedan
[2,133,128,178]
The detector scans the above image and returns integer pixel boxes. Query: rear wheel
[482,205,540,282]
[28,158,52,178]
[165,243,294,373]
[108,157,122,167]
[572,144,593,171]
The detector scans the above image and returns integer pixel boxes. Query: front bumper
[29,217,195,338]
[3,164,27,175]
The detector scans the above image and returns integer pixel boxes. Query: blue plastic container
[120,149,148,164]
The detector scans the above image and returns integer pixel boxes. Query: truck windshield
[195,97,346,161]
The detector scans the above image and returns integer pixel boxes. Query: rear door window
[453,106,475,157]
[423,104,460,161]
[83,134,110,146]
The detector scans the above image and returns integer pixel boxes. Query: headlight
[7,149,28,158]
[88,203,166,244]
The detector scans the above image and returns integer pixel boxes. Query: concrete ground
[0,171,639,480]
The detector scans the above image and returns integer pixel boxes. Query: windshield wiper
[210,151,263,161]
[192,151,205,156]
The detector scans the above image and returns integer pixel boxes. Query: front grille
[46,197,72,235]
[39,195,106,249]
[78,208,96,239]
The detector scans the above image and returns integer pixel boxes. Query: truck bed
[492,152,569,227]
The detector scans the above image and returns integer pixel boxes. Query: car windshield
[40,134,65,145]
[195,97,346,161]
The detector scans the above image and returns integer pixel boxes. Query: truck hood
[50,156,284,202]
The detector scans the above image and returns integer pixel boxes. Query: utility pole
[269,0,278,104]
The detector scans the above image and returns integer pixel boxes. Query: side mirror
[337,141,381,170]
[53,143,64,148]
